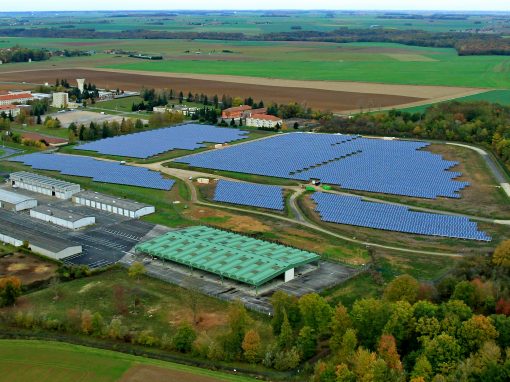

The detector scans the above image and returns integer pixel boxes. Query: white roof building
[0,189,38,211]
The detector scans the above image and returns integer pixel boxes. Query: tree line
[0,45,50,63]
[319,101,510,170]
[0,28,509,56]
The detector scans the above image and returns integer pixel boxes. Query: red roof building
[221,105,252,119]
[0,92,33,106]
[21,132,68,147]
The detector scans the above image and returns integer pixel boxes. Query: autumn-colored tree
[383,274,420,304]
[336,363,356,382]
[377,334,403,371]
[242,329,262,363]
[495,298,510,316]
[458,315,498,354]
[81,309,93,334]
[0,276,22,307]
[337,328,358,364]
[492,240,510,268]
[330,303,352,352]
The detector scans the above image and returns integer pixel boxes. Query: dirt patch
[119,364,230,382]
[78,281,102,294]
[184,206,271,232]
[0,68,434,113]
[0,253,57,286]
[385,53,438,62]
[167,308,228,331]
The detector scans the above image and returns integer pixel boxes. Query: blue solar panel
[311,192,491,241]
[9,153,175,190]
[213,180,284,210]
[175,133,468,199]
[75,124,249,158]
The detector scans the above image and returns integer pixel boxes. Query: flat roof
[0,188,36,205]
[32,205,93,223]
[0,209,80,253]
[135,226,319,287]
[75,190,153,211]
[10,171,80,191]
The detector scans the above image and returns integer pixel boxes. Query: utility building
[73,190,155,218]
[30,205,95,230]
[0,189,37,211]
[9,172,81,199]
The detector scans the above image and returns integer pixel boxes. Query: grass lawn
[0,149,4,156]
[0,340,259,382]
[11,124,70,139]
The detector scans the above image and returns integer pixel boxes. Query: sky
[3,1,509,12]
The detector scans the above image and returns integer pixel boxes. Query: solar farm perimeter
[176,133,468,199]
[9,153,174,190]
[76,124,249,159]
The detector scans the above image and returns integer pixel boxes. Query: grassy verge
[0,339,261,382]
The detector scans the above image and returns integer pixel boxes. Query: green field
[0,340,258,382]
[1,37,509,88]
[93,41,508,89]
[399,89,510,113]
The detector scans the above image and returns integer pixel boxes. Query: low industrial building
[135,226,320,288]
[0,189,37,211]
[9,172,81,199]
[73,191,155,218]
[30,205,95,230]
[0,209,82,260]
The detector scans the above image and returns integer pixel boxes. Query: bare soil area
[0,253,57,286]
[0,68,436,112]
[119,364,231,382]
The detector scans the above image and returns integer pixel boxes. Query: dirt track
[0,68,423,112]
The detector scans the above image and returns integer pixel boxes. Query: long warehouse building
[0,188,37,211]
[135,226,320,287]
[9,171,81,199]
[30,205,96,230]
[0,209,82,260]
[73,191,155,218]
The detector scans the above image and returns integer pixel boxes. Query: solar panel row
[213,180,284,210]
[311,192,491,241]
[9,153,175,190]
[175,133,468,199]
[76,124,249,158]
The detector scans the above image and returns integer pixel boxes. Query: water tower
[76,78,85,92]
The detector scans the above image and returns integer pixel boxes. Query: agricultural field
[0,11,505,34]
[0,340,258,382]
[399,89,510,113]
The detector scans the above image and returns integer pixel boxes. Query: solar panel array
[76,124,249,158]
[175,133,468,199]
[9,153,175,190]
[213,180,284,210]
[311,192,491,241]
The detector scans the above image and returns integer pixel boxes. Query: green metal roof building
[135,226,320,287]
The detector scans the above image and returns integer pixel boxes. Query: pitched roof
[223,105,252,113]
[0,93,33,101]
[249,114,282,122]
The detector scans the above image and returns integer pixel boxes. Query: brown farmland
[0,68,426,112]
